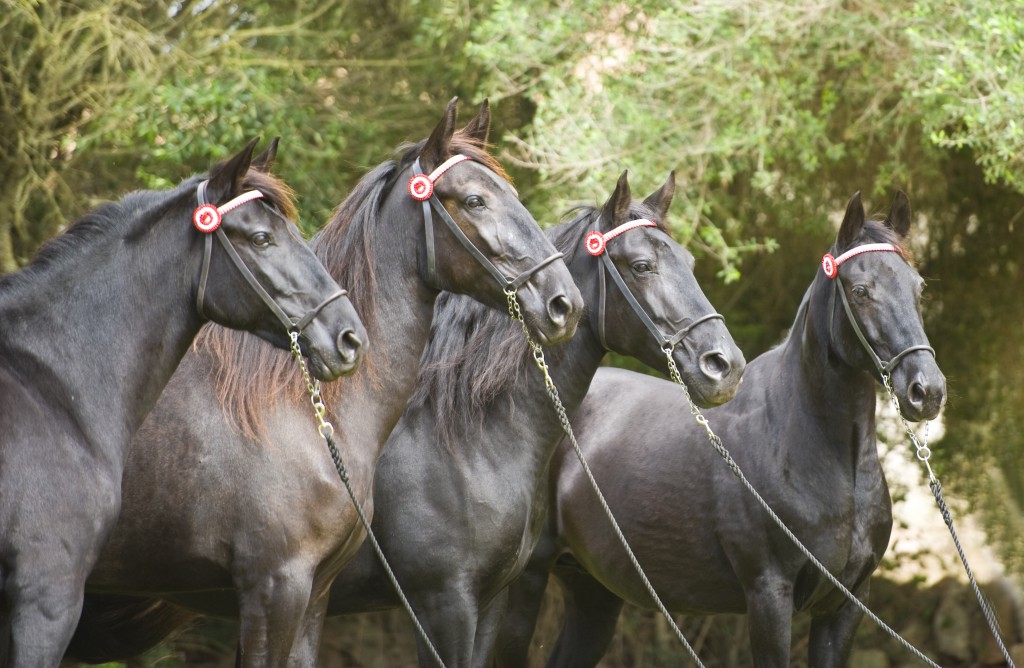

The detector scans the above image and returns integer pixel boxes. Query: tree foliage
[4,0,1024,653]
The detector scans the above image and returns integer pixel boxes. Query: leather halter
[194,180,347,333]
[588,218,724,352]
[822,242,935,377]
[409,155,564,292]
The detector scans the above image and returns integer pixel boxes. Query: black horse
[65,99,583,666]
[0,138,365,664]
[495,192,947,667]
[326,171,745,667]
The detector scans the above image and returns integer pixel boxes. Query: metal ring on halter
[194,180,347,334]
[409,157,563,294]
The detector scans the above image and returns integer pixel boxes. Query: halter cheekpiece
[821,241,934,376]
[588,217,723,352]
[193,180,346,334]
[407,154,563,292]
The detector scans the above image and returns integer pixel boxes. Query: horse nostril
[908,380,927,409]
[337,329,363,363]
[547,294,572,328]
[699,351,730,380]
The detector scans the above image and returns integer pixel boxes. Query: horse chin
[307,349,363,383]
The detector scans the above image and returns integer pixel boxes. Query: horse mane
[410,198,661,449]
[194,129,511,440]
[0,183,195,293]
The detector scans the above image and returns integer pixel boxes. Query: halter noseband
[586,218,724,352]
[194,180,347,333]
[822,242,935,377]
[409,155,564,293]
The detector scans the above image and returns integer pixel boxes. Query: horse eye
[251,232,272,248]
[465,195,485,209]
[632,261,653,274]
[851,285,868,298]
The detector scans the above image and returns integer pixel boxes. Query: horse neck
[778,278,878,447]
[470,308,607,477]
[325,201,437,453]
[0,218,201,462]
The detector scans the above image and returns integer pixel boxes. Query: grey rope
[879,374,1014,667]
[509,277,944,667]
[506,291,707,668]
[289,332,448,668]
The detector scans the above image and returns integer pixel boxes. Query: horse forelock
[242,169,299,223]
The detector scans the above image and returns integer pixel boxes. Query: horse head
[578,171,745,407]
[825,191,946,420]
[392,97,583,346]
[192,138,366,381]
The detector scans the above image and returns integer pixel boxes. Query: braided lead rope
[879,374,1015,667]
[505,291,707,668]
[288,332,448,668]
[662,348,943,667]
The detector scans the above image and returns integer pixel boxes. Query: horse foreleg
[286,587,331,667]
[744,575,794,668]
[544,565,624,668]
[807,580,869,667]
[411,582,479,668]
[235,566,315,668]
[491,564,553,668]
[5,574,86,666]
[470,588,509,668]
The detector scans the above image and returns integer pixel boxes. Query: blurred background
[4,0,1021,665]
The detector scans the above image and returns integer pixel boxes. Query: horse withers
[0,138,364,665]
[324,171,744,667]
[495,191,946,667]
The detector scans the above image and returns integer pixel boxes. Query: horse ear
[884,190,912,238]
[461,99,491,144]
[206,137,259,202]
[420,97,459,172]
[836,191,865,251]
[643,170,676,228]
[600,170,632,231]
[250,137,280,173]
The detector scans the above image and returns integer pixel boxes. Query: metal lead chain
[289,331,448,668]
[506,291,708,668]
[879,371,1014,667]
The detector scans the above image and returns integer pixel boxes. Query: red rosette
[821,253,838,278]
[585,231,606,256]
[193,204,222,233]
[409,174,434,201]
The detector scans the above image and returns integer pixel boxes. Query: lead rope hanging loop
[505,289,708,668]
[289,331,448,668]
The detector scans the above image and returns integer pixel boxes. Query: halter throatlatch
[408,155,564,292]
[587,218,724,352]
[194,180,347,334]
[822,242,935,377]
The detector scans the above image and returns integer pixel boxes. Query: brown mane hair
[193,129,509,440]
